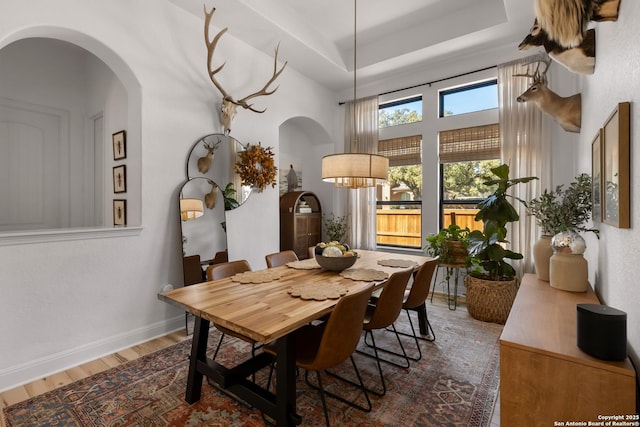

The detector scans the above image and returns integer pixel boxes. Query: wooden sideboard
[500,274,637,425]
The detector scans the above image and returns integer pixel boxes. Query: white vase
[533,235,553,282]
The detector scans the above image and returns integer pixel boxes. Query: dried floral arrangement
[234,142,278,192]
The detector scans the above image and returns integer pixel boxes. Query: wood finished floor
[1,298,501,426]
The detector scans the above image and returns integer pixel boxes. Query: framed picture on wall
[591,129,603,222]
[113,199,127,226]
[602,102,630,228]
[113,165,127,193]
[112,130,126,160]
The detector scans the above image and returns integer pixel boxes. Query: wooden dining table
[158,249,434,426]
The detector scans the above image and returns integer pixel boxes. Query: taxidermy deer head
[515,57,582,133]
[204,6,287,134]
[204,180,218,209]
[197,137,222,174]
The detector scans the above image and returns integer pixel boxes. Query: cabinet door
[307,214,322,248]
[294,216,310,259]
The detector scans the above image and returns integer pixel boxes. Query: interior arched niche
[278,116,335,218]
[0,31,141,237]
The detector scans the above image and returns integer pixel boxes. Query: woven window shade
[378,135,422,167]
[439,123,500,163]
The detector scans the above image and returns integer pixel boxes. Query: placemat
[377,259,418,268]
[287,283,348,301]
[340,268,389,282]
[286,259,321,269]
[231,269,285,284]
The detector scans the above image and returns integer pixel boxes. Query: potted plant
[524,173,598,281]
[425,224,471,266]
[465,164,537,324]
[323,213,348,243]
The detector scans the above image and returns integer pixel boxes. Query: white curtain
[498,54,551,277]
[345,95,379,250]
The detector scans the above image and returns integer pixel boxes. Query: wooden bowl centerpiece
[314,242,357,271]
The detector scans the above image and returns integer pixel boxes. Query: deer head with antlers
[515,57,582,133]
[204,6,287,134]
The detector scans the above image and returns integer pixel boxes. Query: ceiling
[170,0,536,94]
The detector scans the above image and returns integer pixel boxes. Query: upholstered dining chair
[182,254,204,335]
[393,258,439,361]
[264,283,375,427]
[357,268,414,395]
[265,250,298,268]
[206,259,251,281]
[205,260,257,360]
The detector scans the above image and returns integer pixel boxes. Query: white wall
[579,0,640,361]
[0,0,338,391]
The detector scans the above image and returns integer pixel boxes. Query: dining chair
[358,268,413,395]
[265,250,298,268]
[264,283,375,427]
[182,254,204,335]
[390,258,439,361]
[204,260,257,360]
[308,246,316,259]
[206,259,251,281]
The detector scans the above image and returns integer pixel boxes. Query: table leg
[186,316,210,403]
[275,334,300,426]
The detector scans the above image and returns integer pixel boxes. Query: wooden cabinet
[280,191,321,259]
[500,274,636,426]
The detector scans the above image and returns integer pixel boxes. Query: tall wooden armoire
[279,191,321,259]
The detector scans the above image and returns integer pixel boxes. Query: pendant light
[321,0,388,189]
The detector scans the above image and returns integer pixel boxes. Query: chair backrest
[206,260,251,281]
[265,250,298,268]
[309,283,374,371]
[183,255,203,286]
[308,246,316,259]
[403,258,438,309]
[364,269,413,330]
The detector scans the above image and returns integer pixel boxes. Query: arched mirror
[179,134,252,285]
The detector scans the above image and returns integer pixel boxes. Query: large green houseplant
[465,164,537,324]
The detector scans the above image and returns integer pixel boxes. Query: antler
[204,6,230,101]
[204,6,287,113]
[513,56,552,83]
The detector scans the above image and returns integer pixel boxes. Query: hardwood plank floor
[0,329,189,427]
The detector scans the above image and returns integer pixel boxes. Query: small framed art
[602,102,630,228]
[113,165,127,193]
[591,129,602,222]
[113,199,127,226]
[112,130,126,160]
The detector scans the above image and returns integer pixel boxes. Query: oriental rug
[4,301,503,426]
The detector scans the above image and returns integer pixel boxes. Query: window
[376,135,422,249]
[439,80,498,117]
[379,96,422,128]
[438,124,501,231]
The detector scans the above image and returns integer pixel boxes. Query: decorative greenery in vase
[424,224,471,266]
[468,164,537,281]
[523,173,599,237]
[323,213,348,243]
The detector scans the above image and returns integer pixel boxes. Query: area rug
[3,301,503,426]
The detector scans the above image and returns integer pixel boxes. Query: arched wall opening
[0,27,141,240]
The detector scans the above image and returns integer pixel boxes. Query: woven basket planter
[465,275,518,324]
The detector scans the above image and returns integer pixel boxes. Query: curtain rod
[339,64,497,105]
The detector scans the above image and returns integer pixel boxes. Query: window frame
[438,79,497,118]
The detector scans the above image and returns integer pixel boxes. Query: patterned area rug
[4,301,502,426]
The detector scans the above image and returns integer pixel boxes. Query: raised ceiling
[170,0,535,94]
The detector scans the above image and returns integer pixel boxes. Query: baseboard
[0,315,184,393]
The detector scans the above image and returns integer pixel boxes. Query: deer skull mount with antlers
[516,58,582,133]
[204,6,287,135]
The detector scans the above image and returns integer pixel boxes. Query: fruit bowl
[315,253,357,271]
